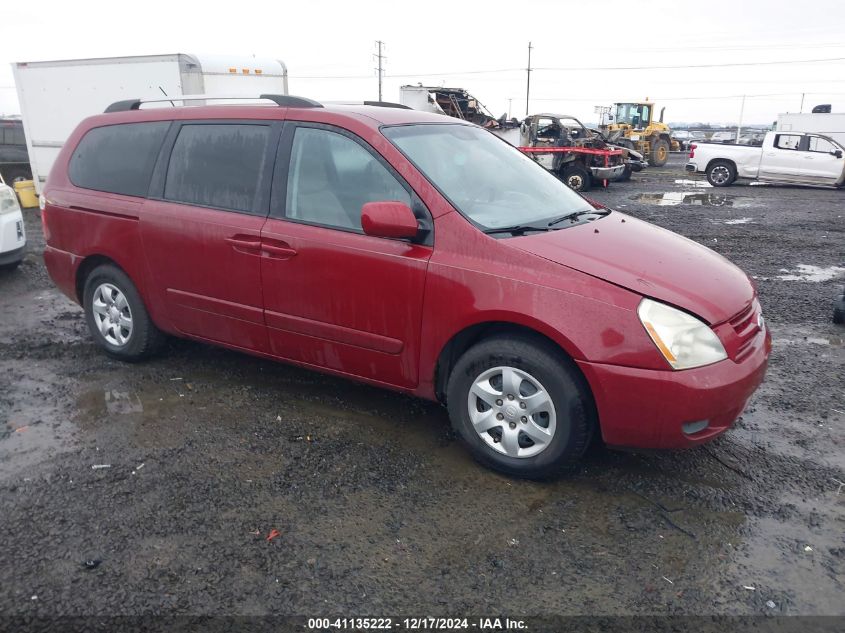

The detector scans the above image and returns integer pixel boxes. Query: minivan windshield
[383,124,596,231]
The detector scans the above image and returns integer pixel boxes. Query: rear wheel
[618,165,633,181]
[82,264,165,361]
[446,334,595,478]
[706,160,737,187]
[561,164,592,192]
[650,138,670,166]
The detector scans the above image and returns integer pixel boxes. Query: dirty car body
[41,98,771,477]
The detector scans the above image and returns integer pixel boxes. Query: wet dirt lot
[1,155,843,618]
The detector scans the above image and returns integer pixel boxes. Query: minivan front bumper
[576,324,771,449]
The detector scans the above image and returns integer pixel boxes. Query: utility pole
[525,42,533,116]
[508,98,512,119]
[374,40,385,102]
[800,92,805,113]
[736,94,746,142]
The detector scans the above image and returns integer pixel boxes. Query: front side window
[808,136,838,153]
[164,124,270,213]
[775,134,802,150]
[285,127,409,231]
[69,122,169,197]
[535,118,560,140]
[384,123,594,231]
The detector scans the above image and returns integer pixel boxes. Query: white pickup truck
[685,130,845,187]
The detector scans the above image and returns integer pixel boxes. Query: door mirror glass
[361,201,418,239]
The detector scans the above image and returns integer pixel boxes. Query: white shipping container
[12,53,288,193]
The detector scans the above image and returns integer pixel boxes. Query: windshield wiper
[482,224,551,236]
[547,208,611,227]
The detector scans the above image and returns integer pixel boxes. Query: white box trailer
[777,112,845,147]
[12,53,288,193]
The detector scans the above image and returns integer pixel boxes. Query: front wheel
[561,165,592,192]
[706,160,737,187]
[446,334,595,478]
[649,139,670,166]
[82,264,165,361]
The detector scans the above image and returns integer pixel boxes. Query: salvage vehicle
[736,132,767,146]
[0,118,32,184]
[686,131,845,187]
[600,101,679,166]
[672,130,707,151]
[42,95,771,477]
[0,175,26,271]
[709,131,737,144]
[492,114,643,191]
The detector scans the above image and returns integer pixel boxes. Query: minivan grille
[729,301,761,360]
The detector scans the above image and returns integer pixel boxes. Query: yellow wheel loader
[600,102,679,167]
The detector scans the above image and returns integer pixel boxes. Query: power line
[528,91,845,102]
[533,56,845,72]
[288,56,845,80]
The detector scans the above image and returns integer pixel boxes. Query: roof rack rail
[259,94,323,108]
[363,101,412,110]
[104,94,323,113]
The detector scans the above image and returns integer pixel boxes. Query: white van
[0,176,26,271]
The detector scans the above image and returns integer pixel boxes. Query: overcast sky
[2,0,844,125]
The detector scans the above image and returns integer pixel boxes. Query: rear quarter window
[68,122,170,197]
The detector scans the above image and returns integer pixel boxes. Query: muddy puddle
[632,191,757,208]
[775,265,845,283]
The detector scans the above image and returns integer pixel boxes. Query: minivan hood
[511,212,754,324]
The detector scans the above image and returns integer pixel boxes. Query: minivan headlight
[637,298,727,370]
[0,187,21,215]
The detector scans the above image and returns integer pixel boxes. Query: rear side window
[69,122,169,197]
[774,134,802,150]
[164,124,270,213]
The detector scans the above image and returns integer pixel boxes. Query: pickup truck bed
[686,131,845,187]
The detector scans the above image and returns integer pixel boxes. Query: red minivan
[41,95,771,477]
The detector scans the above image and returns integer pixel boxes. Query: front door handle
[261,242,297,259]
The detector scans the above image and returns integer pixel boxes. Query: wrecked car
[492,114,646,191]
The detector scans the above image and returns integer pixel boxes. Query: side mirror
[361,201,419,239]
[833,149,843,159]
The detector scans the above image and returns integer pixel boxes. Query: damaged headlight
[637,298,727,370]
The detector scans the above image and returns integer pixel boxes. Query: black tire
[706,160,737,187]
[0,260,21,273]
[446,334,595,478]
[561,164,592,192]
[82,263,165,361]
[618,165,633,182]
[649,138,670,167]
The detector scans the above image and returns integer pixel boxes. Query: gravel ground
[0,154,843,618]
